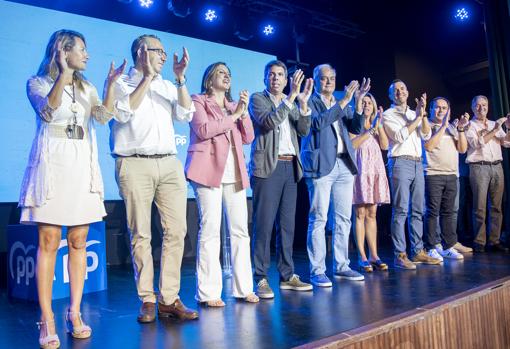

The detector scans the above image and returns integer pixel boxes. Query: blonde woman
[351,92,390,272]
[19,29,125,348]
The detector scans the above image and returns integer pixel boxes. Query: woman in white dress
[18,29,125,349]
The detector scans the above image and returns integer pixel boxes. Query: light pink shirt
[465,118,510,163]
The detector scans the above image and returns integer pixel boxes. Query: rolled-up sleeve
[112,79,134,123]
[465,123,482,149]
[419,127,432,141]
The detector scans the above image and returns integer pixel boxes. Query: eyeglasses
[147,48,167,58]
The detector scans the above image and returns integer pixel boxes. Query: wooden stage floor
[2,246,510,348]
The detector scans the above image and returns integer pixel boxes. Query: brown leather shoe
[137,302,156,323]
[158,299,199,321]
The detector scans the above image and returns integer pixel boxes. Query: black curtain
[483,0,510,242]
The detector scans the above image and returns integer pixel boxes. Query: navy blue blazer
[300,93,364,178]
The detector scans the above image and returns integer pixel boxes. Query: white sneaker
[427,248,444,262]
[435,244,444,253]
[440,247,464,260]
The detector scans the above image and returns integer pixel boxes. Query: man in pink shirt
[465,95,510,253]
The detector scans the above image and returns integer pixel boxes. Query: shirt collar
[318,93,335,107]
[265,90,286,105]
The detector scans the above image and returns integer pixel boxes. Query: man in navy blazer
[301,64,367,287]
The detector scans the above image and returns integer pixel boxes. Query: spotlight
[234,18,255,41]
[263,24,275,36]
[139,0,153,8]
[205,9,217,22]
[168,0,191,17]
[454,8,469,21]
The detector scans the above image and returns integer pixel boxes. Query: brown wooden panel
[296,277,510,349]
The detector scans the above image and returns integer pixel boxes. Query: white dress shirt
[383,105,431,158]
[465,118,510,163]
[267,91,296,156]
[110,67,195,156]
[319,94,345,154]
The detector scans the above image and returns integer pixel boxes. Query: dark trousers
[425,175,458,250]
[251,160,297,282]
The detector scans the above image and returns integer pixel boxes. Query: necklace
[63,81,79,114]
[63,79,84,140]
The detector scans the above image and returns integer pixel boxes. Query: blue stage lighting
[454,8,469,21]
[139,0,153,8]
[205,9,217,22]
[263,24,274,36]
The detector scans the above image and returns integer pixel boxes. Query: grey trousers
[469,163,504,246]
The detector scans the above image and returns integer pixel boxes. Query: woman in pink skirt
[351,92,390,272]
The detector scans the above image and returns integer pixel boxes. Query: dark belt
[278,155,295,161]
[469,160,502,166]
[121,153,174,159]
[390,155,422,162]
[337,153,348,158]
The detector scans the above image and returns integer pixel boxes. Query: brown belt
[469,160,502,166]
[278,155,295,161]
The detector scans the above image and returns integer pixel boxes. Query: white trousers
[192,181,254,301]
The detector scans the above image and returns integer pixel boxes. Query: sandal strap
[39,334,59,346]
[36,319,55,329]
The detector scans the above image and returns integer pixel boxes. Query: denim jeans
[306,157,354,276]
[388,157,425,256]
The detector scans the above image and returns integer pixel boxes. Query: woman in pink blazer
[185,62,258,306]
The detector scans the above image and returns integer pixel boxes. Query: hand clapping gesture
[340,80,360,109]
[415,93,427,118]
[233,90,249,120]
[457,112,470,130]
[297,77,314,110]
[139,44,156,79]
[106,59,127,87]
[173,47,189,81]
[289,69,305,99]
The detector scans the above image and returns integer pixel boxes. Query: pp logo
[175,134,187,146]
[9,241,36,286]
[59,240,101,283]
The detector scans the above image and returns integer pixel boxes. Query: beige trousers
[116,156,187,305]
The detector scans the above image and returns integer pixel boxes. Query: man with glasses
[110,34,198,322]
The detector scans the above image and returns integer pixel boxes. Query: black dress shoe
[137,302,156,323]
[473,243,485,253]
[487,243,509,253]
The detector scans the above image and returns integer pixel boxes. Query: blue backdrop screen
[0,0,276,201]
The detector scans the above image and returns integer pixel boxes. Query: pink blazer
[185,94,255,188]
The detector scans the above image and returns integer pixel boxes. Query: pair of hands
[138,44,189,81]
[288,69,313,106]
[495,113,510,130]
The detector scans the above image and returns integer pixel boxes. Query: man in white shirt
[110,34,198,322]
[465,95,510,253]
[383,79,441,269]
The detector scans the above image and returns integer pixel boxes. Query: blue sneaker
[310,274,332,287]
[334,269,365,281]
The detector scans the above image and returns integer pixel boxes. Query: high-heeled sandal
[244,293,259,303]
[36,319,60,349]
[203,299,226,307]
[359,260,373,273]
[65,310,92,339]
